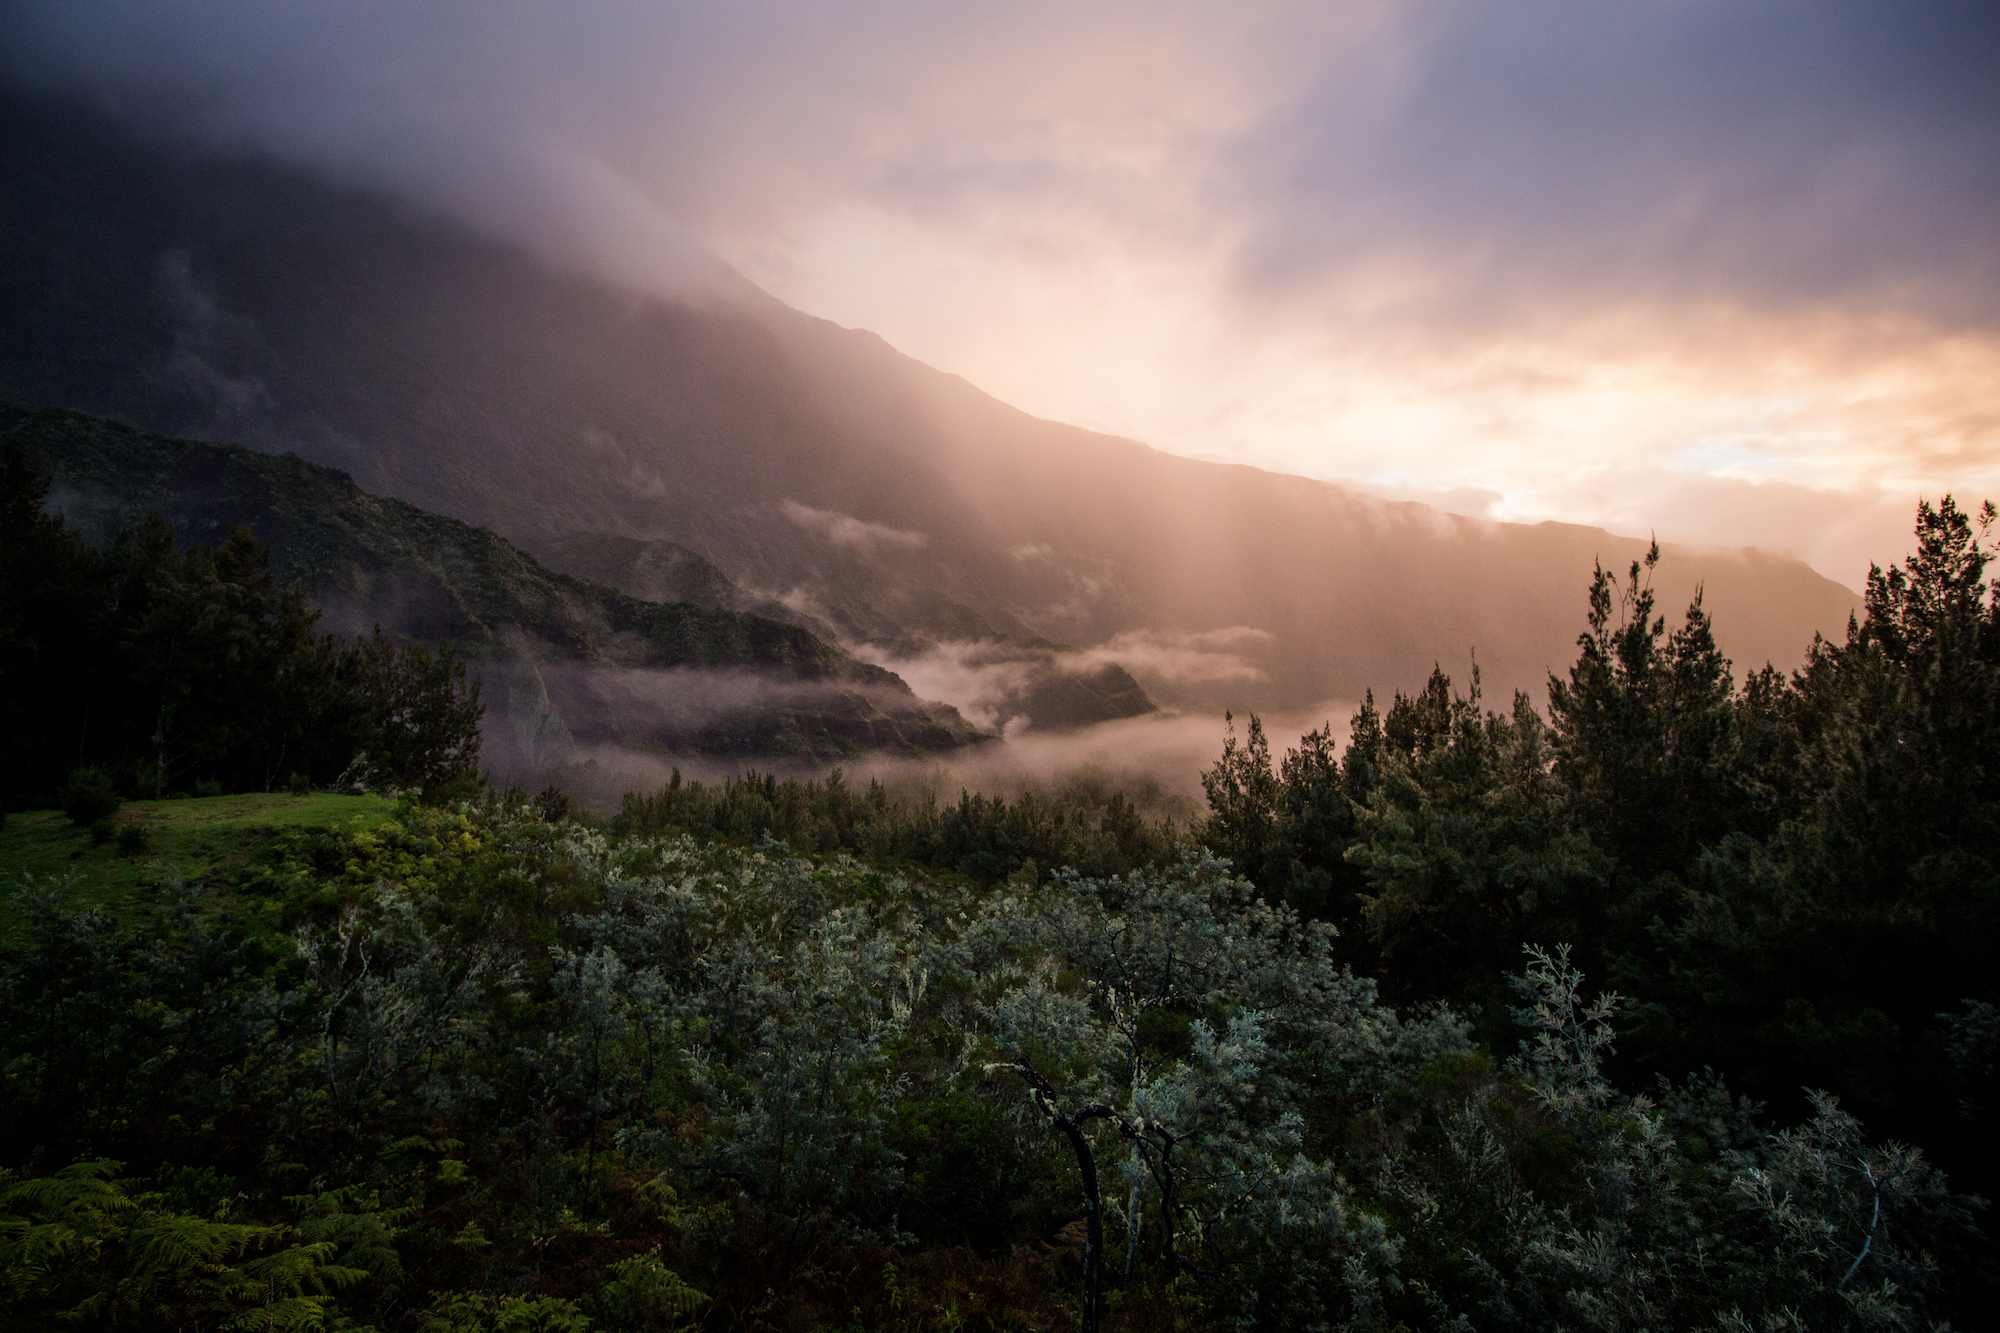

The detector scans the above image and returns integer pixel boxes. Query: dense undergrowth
[4,800,1982,1330]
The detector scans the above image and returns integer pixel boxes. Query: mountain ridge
[0,92,1862,728]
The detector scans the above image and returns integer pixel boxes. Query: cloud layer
[6,0,1997,586]
[780,500,928,552]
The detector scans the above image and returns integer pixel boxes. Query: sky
[6,0,1998,590]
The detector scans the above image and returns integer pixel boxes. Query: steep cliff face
[0,94,1859,728]
[6,405,987,776]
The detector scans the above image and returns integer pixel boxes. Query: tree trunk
[1154,1137,1181,1278]
[1125,1182,1143,1278]
[1003,1061,1115,1332]
[1053,1114,1106,1333]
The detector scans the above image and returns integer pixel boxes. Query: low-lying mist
[521,698,1364,824]
[473,657,981,784]
[858,628,1276,730]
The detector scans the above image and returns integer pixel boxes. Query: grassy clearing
[1,792,398,928]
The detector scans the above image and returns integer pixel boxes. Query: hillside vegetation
[5,405,988,774]
[1,498,1995,1331]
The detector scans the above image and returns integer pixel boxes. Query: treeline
[1203,500,2000,1205]
[1,806,1982,1331]
[0,452,484,810]
[611,767,1181,884]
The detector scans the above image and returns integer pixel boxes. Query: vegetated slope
[5,405,984,774]
[0,94,1858,720]
[538,532,740,613]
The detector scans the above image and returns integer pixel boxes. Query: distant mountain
[0,94,1861,730]
[4,405,986,776]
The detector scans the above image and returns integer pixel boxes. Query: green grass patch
[1,792,398,929]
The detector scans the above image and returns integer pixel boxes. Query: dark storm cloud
[1237,0,2000,327]
[5,1,1994,325]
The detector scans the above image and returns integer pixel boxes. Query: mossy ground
[0,792,397,930]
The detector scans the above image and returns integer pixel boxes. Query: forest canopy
[1200,502,2000,1215]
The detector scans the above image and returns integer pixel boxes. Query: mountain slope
[4,404,985,774]
[0,94,1861,723]
[538,533,740,613]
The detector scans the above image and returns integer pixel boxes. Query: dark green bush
[115,823,153,856]
[119,761,167,800]
[534,783,572,823]
[62,766,120,826]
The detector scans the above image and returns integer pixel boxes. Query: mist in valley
[518,702,1365,824]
